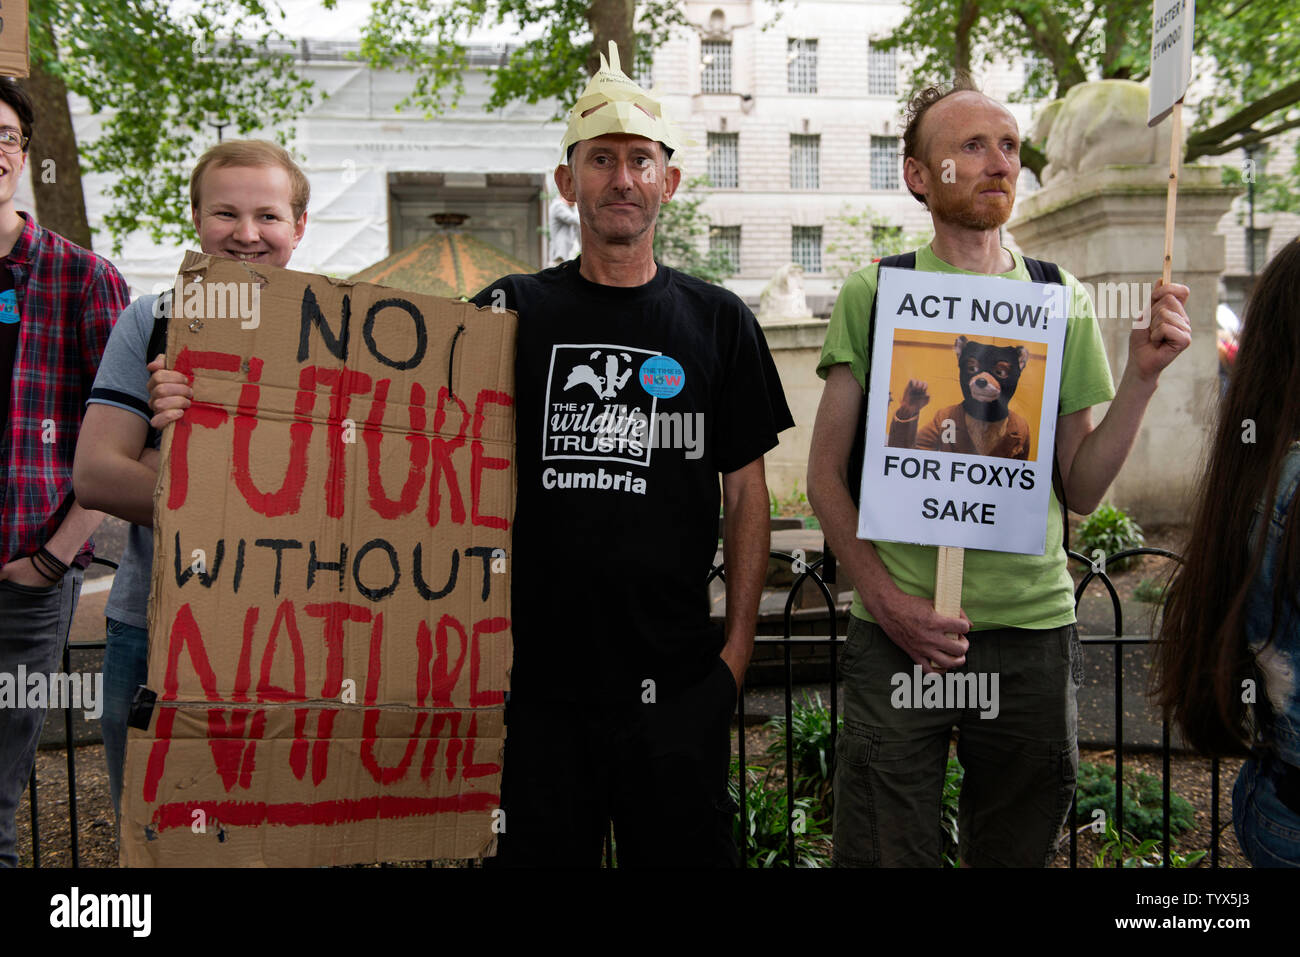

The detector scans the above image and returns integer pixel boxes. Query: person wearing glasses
[0,77,131,867]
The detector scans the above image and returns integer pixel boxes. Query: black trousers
[488,656,740,868]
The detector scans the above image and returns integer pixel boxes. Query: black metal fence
[728,544,1224,868]
[25,546,1222,868]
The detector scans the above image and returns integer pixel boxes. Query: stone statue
[1036,80,1177,186]
[548,195,580,264]
[759,262,813,323]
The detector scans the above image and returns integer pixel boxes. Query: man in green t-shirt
[807,83,1192,867]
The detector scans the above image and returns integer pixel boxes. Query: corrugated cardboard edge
[0,3,29,79]
[132,256,518,866]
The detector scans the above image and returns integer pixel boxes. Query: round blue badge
[0,289,17,324]
[639,355,685,398]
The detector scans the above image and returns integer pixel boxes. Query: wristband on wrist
[32,547,68,582]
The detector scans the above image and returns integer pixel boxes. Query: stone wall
[760,319,830,498]
[1009,164,1238,522]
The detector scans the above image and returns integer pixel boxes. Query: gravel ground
[19,729,1249,869]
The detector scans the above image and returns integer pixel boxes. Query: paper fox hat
[560,41,692,160]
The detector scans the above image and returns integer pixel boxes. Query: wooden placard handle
[934,545,965,666]
[1161,100,1183,287]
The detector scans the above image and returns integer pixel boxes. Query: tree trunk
[953,0,980,82]
[1020,140,1047,179]
[586,0,635,77]
[21,45,93,250]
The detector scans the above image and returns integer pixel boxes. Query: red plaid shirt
[0,213,131,569]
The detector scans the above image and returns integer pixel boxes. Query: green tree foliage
[824,203,931,289]
[28,0,325,252]
[354,0,689,118]
[878,0,1300,209]
[31,1,700,253]
[652,176,734,285]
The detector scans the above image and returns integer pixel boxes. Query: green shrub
[1075,761,1195,843]
[941,756,964,867]
[1133,578,1169,604]
[1076,503,1145,573]
[729,761,831,867]
[770,480,810,516]
[1092,820,1207,868]
[764,692,841,797]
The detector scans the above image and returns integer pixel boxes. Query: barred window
[792,226,823,273]
[710,226,741,272]
[790,134,821,190]
[701,41,732,93]
[870,135,900,190]
[707,132,739,189]
[634,54,654,89]
[867,43,896,96]
[787,38,818,94]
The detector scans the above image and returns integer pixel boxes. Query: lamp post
[1245,144,1259,281]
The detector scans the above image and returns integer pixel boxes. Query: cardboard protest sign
[857,268,1067,555]
[1148,0,1195,126]
[0,2,28,78]
[122,252,516,867]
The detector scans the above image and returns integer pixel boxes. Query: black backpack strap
[144,292,173,449]
[1022,256,1071,555]
[1021,255,1061,286]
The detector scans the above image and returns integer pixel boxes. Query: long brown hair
[1153,238,1300,756]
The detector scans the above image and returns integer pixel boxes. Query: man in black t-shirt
[472,42,793,867]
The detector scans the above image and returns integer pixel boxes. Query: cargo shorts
[831,615,1082,867]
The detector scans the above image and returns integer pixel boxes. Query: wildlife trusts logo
[564,349,635,399]
[543,343,659,467]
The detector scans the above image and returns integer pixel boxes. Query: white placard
[1148,0,1196,126]
[857,268,1069,555]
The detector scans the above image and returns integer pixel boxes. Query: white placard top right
[1148,0,1196,126]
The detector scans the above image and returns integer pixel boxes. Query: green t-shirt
[817,244,1116,630]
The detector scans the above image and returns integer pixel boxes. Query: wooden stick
[934,545,965,657]
[1161,99,1183,286]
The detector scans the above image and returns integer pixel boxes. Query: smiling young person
[0,77,131,868]
[807,82,1192,866]
[72,139,308,836]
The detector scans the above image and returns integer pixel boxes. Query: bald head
[902,86,1019,206]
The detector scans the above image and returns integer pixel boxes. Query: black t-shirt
[473,260,794,711]
[0,266,18,432]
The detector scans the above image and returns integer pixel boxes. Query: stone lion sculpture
[1035,80,1177,186]
[759,262,813,322]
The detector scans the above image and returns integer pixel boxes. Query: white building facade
[28,0,1293,314]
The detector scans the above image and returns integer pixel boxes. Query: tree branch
[1069,10,1098,50]
[1185,78,1300,150]
[1020,139,1046,178]
[953,0,980,78]
[1186,115,1300,161]
[1011,5,1087,91]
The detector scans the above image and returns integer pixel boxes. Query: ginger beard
[925,169,1016,231]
